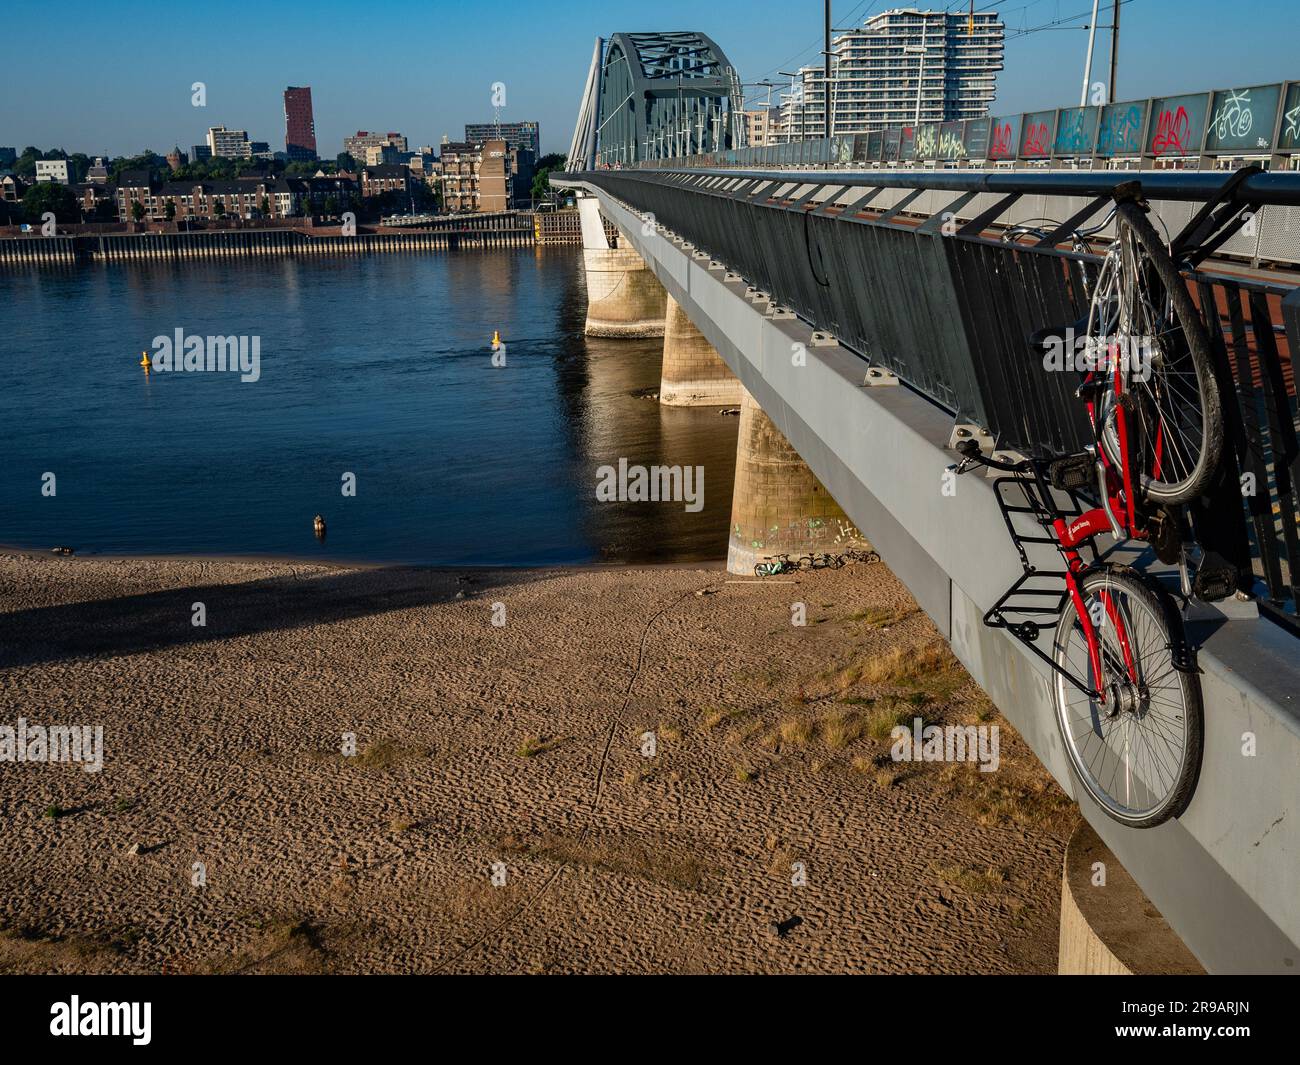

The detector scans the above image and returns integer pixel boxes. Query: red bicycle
[948,183,1224,828]
[952,438,1203,828]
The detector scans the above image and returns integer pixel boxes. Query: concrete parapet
[659,294,743,406]
[727,388,859,575]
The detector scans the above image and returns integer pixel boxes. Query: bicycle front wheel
[1093,201,1223,504]
[1052,565,1203,828]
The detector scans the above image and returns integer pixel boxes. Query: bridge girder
[596,31,744,167]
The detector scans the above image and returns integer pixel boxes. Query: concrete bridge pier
[660,294,743,406]
[727,388,860,575]
[577,196,666,338]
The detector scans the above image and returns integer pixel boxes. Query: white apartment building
[777,8,1004,139]
[207,126,253,159]
[34,159,70,184]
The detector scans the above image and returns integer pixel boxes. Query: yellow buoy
[491,330,501,349]
[140,350,150,372]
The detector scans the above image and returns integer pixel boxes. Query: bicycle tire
[1052,565,1203,828]
[1096,201,1223,504]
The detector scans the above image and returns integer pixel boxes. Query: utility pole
[824,0,832,138]
[1080,0,1101,106]
[1108,0,1121,103]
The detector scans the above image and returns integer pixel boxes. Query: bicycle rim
[1052,568,1201,827]
[1093,211,1220,503]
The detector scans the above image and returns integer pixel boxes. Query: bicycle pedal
[1192,565,1237,603]
[1049,453,1095,491]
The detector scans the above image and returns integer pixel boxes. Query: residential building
[300,174,359,214]
[777,7,1004,139]
[191,144,212,162]
[463,121,540,156]
[116,172,305,222]
[72,181,114,217]
[35,159,70,184]
[1,174,28,202]
[0,147,17,168]
[284,85,317,162]
[207,126,253,159]
[87,157,111,183]
[360,163,411,200]
[250,141,274,162]
[739,108,780,147]
[364,144,400,166]
[440,139,533,213]
[408,151,441,189]
[343,131,406,161]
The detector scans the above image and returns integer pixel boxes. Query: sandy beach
[0,550,1076,974]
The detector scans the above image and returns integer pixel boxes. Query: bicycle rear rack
[982,468,1100,696]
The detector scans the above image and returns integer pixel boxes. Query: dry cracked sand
[0,551,1078,974]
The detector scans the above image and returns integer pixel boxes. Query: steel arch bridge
[566,32,745,170]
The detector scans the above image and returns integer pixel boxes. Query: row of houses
[111,165,414,222]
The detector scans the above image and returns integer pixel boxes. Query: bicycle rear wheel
[1052,565,1203,828]
[1091,201,1222,504]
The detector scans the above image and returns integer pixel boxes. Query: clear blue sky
[1,0,1294,159]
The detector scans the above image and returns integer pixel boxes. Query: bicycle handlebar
[952,439,1033,474]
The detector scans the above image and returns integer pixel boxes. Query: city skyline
[2,0,1297,158]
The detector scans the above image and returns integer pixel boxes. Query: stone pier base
[659,295,743,406]
[727,389,860,575]
[1058,820,1204,974]
[582,245,667,338]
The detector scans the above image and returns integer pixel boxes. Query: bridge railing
[629,78,1300,172]
[567,167,1300,623]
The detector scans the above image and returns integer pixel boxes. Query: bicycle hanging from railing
[954,175,1261,828]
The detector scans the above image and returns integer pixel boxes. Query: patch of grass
[658,722,683,743]
[930,861,1010,895]
[389,817,415,834]
[865,698,924,740]
[820,709,865,749]
[732,763,756,783]
[701,706,743,730]
[333,740,432,771]
[43,806,64,820]
[777,717,814,747]
[112,798,136,814]
[516,735,564,758]
[848,605,911,628]
[940,760,1076,831]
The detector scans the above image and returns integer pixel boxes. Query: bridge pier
[727,388,859,575]
[578,196,666,338]
[659,294,743,406]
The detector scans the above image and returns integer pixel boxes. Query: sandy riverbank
[0,551,1076,974]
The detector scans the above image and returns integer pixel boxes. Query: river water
[0,248,739,565]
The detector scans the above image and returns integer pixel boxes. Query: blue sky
[1,0,1294,158]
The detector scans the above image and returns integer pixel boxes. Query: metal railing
[565,167,1300,620]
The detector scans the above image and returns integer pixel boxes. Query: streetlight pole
[1080,0,1101,106]
[824,0,832,139]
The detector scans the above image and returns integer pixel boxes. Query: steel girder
[596,32,744,166]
